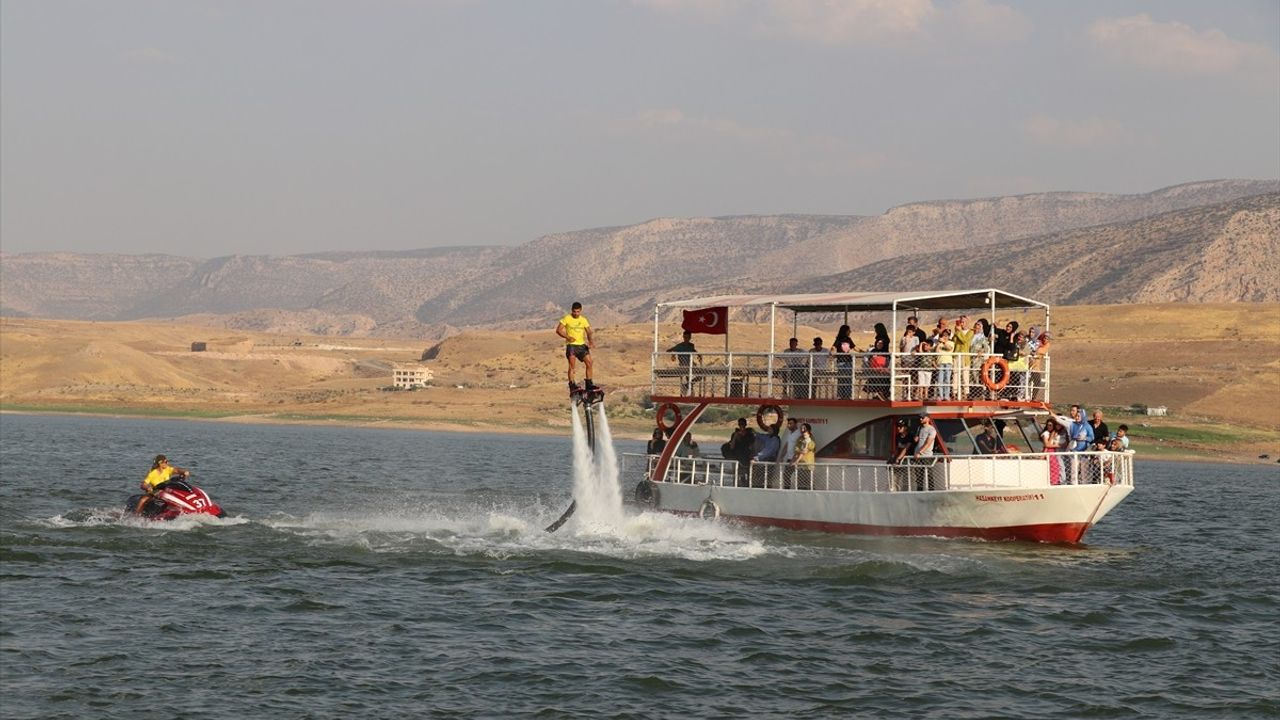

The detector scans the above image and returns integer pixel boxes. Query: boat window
[817,418,893,460]
[1007,417,1043,452]
[933,419,975,453]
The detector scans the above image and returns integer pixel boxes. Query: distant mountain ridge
[2,179,1276,336]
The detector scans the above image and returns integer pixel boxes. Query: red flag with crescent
[681,306,728,335]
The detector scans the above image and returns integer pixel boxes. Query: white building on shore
[392,364,433,389]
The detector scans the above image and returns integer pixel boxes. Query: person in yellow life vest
[555,301,596,392]
[135,454,189,513]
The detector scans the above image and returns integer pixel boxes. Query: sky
[2,0,1278,256]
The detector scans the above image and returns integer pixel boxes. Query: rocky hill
[1,179,1275,334]
[794,192,1280,305]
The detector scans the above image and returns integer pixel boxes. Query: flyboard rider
[556,301,597,393]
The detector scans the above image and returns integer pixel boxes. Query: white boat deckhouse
[623,288,1134,543]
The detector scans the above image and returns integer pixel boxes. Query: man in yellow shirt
[556,301,595,391]
[135,454,190,513]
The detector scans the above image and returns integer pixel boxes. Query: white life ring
[698,499,720,520]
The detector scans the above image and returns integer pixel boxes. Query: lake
[1,413,1276,719]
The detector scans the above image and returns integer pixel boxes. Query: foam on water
[245,403,777,562]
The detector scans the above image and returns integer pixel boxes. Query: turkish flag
[682,306,728,335]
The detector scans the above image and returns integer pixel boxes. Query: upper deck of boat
[648,289,1052,408]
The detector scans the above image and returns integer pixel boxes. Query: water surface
[1,413,1276,719]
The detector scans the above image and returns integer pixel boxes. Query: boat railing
[622,450,1132,493]
[652,351,1050,403]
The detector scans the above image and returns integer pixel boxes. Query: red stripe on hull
[726,514,1091,544]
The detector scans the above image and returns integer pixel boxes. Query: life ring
[656,402,683,432]
[634,480,659,506]
[756,404,784,431]
[980,356,1011,392]
[698,499,720,520]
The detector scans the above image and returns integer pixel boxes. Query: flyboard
[544,385,606,532]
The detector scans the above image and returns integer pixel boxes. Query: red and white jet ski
[125,478,226,521]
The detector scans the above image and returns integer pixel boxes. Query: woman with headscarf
[833,324,855,400]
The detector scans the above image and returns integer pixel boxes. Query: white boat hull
[647,481,1133,543]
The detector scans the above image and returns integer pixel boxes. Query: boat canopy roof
[656,289,1048,314]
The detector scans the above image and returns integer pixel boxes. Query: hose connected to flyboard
[544,393,598,533]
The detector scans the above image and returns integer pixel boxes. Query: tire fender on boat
[635,480,659,506]
[698,499,720,520]
[656,403,683,433]
[756,404,784,431]
[980,356,1011,392]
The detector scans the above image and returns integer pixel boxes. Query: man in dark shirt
[975,419,1004,454]
[906,316,927,344]
[668,330,697,366]
[726,418,757,486]
[667,330,698,395]
[1089,410,1110,450]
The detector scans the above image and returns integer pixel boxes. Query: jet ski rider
[135,454,190,513]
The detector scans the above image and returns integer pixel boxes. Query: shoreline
[3,406,1269,466]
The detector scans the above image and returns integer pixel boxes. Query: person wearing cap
[891,418,915,464]
[135,454,190,513]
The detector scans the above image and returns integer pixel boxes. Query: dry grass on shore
[2,303,1278,463]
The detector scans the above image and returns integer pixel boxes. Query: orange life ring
[756,404,784,431]
[656,402,683,433]
[980,356,1011,391]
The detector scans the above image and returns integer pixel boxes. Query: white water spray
[567,402,623,528]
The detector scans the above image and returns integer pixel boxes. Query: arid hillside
[803,192,1280,304]
[3,179,1275,334]
[3,303,1277,461]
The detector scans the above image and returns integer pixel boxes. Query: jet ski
[125,478,226,521]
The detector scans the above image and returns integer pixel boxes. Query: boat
[623,289,1134,543]
[124,478,227,521]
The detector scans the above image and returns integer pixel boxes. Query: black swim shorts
[565,344,590,361]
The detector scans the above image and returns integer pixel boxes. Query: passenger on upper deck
[900,324,920,354]
[667,330,697,366]
[953,316,973,398]
[864,337,891,400]
[810,337,831,399]
[906,316,927,344]
[1089,410,1110,451]
[1030,332,1052,401]
[934,329,954,400]
[873,322,890,349]
[968,319,993,400]
[1005,331,1030,400]
[667,330,699,395]
[1112,424,1130,450]
[993,320,1018,358]
[929,317,950,345]
[912,339,934,401]
[781,337,807,398]
[833,325,856,400]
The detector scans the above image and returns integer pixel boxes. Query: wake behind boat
[624,289,1135,543]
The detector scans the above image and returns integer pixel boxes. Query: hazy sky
[2,0,1278,256]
